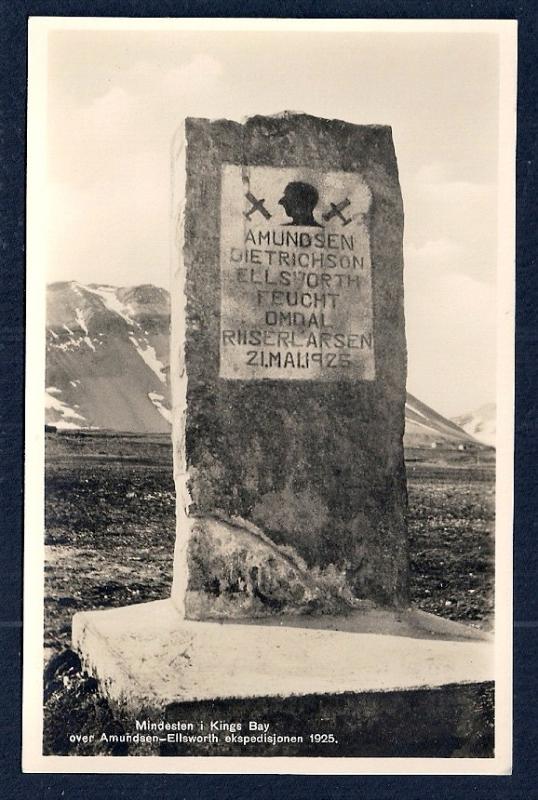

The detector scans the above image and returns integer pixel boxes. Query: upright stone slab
[172,113,408,611]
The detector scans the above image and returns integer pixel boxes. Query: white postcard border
[23,16,517,776]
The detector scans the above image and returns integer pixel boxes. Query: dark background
[1,1,536,798]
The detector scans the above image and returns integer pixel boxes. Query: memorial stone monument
[73,114,494,756]
[172,113,408,616]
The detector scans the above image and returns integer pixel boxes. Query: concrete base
[72,598,493,712]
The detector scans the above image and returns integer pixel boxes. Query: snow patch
[45,390,86,425]
[73,307,95,349]
[405,417,435,433]
[129,336,166,383]
[57,340,75,351]
[46,386,62,395]
[405,401,428,420]
[148,392,172,424]
[74,307,88,335]
[54,420,85,430]
[51,336,82,352]
[48,329,59,340]
[49,333,95,353]
[63,324,75,336]
[81,284,135,325]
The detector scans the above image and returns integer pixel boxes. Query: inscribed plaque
[219,165,375,381]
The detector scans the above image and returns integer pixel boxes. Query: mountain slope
[45,282,485,447]
[453,403,496,447]
[46,281,171,433]
[404,393,481,448]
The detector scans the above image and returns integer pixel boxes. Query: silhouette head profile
[279,182,322,227]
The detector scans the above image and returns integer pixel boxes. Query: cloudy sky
[44,22,504,417]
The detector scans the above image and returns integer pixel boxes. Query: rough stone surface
[173,113,408,607]
[185,515,357,618]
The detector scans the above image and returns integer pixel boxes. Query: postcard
[24,17,515,774]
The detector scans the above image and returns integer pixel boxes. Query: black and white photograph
[23,17,515,773]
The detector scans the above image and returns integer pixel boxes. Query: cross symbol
[323,198,352,226]
[243,191,272,221]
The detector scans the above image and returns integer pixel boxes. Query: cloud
[162,54,223,94]
[402,161,498,287]
[50,54,226,181]
[48,54,227,287]
[407,237,463,265]
[415,162,496,206]
[404,239,496,416]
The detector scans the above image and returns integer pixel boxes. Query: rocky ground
[42,431,495,755]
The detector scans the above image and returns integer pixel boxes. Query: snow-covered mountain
[453,403,496,447]
[46,281,171,433]
[45,282,486,448]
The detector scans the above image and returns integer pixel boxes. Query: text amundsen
[98,731,219,745]
[245,228,357,250]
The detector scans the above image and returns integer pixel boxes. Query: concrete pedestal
[72,599,494,757]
